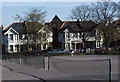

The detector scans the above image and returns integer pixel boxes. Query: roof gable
[4,27,18,35]
[63,27,73,33]
[51,15,62,22]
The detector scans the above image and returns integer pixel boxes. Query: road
[2,55,118,81]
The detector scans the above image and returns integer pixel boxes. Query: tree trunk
[104,38,109,54]
[82,32,86,54]
[83,40,86,54]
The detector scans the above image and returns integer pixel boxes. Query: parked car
[48,49,64,54]
[63,49,73,54]
[36,50,43,55]
[71,49,81,54]
[23,50,43,56]
[95,48,111,54]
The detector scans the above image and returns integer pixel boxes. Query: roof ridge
[63,21,76,22]
[60,22,66,29]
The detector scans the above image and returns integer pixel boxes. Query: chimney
[1,25,3,30]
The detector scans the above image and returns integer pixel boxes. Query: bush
[110,48,120,55]
[90,49,95,55]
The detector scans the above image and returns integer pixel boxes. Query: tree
[13,8,49,53]
[118,1,120,19]
[70,5,92,21]
[37,25,51,50]
[69,5,96,53]
[91,1,119,53]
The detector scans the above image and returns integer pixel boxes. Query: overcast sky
[0,0,119,29]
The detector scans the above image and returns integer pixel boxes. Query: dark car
[64,49,73,54]
[23,50,43,56]
[95,48,111,54]
[36,50,43,55]
[48,49,65,54]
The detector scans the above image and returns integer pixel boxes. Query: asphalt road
[2,55,118,80]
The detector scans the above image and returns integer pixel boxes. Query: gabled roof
[4,22,27,34]
[113,19,120,26]
[3,22,43,34]
[60,20,96,32]
[60,21,81,32]
[25,22,43,34]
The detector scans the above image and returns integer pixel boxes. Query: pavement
[2,60,74,80]
[1,55,118,81]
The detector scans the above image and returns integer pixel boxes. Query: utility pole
[0,25,2,59]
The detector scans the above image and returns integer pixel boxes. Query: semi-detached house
[2,15,104,54]
[46,15,103,51]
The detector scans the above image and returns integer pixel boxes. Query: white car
[72,49,81,54]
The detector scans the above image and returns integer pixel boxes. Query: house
[2,15,106,54]
[2,22,28,54]
[112,19,120,48]
[46,15,103,51]
[2,21,52,54]
[113,19,120,36]
[37,25,53,50]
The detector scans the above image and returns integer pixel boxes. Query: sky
[1,2,91,28]
[0,0,119,29]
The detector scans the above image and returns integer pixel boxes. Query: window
[25,35,27,39]
[19,34,22,39]
[97,32,100,37]
[68,33,70,38]
[15,35,18,40]
[15,45,19,52]
[15,35,17,40]
[74,33,78,38]
[66,32,70,38]
[79,33,82,38]
[10,34,13,40]
[10,45,13,51]
[97,41,100,47]
[63,33,65,38]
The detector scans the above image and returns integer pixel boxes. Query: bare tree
[118,1,120,19]
[69,5,96,53]
[70,5,92,21]
[13,8,46,23]
[91,1,119,53]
